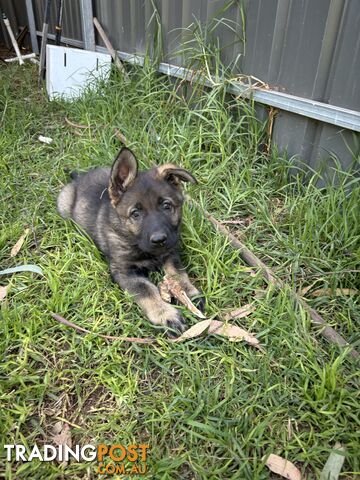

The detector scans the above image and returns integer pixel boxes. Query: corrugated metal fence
[1,0,359,172]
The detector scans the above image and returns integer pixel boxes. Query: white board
[46,45,112,100]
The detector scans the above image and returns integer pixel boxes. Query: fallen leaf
[174,319,260,347]
[159,275,206,319]
[254,289,266,299]
[300,284,316,296]
[0,285,8,300]
[10,228,29,257]
[0,264,43,276]
[320,442,345,480]
[223,303,254,321]
[173,319,211,339]
[265,454,302,480]
[52,422,72,448]
[159,281,172,303]
[311,288,357,298]
[52,420,63,436]
[52,422,72,465]
[301,285,357,297]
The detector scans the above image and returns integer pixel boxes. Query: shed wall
[1,0,359,171]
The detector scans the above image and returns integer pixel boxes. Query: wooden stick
[38,0,52,85]
[64,116,90,129]
[187,196,359,360]
[93,16,129,81]
[50,313,155,344]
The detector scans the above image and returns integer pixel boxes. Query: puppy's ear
[157,164,197,187]
[109,148,138,205]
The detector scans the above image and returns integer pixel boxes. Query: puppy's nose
[150,232,167,245]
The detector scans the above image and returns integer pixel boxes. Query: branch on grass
[50,312,261,349]
[64,117,90,129]
[186,196,359,360]
[93,17,129,81]
[50,313,155,344]
[64,118,127,145]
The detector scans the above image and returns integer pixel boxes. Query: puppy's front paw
[165,311,187,338]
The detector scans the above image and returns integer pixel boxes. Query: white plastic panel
[46,45,111,100]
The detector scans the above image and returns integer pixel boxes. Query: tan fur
[156,164,197,185]
[157,163,179,179]
[108,182,120,207]
[138,294,181,327]
[57,183,75,218]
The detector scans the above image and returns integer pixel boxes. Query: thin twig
[50,313,155,344]
[114,128,127,144]
[186,196,359,360]
[64,117,89,129]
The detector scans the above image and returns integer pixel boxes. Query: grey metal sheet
[2,0,360,173]
[32,0,82,41]
[0,0,29,48]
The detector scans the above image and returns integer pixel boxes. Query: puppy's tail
[63,167,80,180]
[57,183,76,219]
[70,171,79,180]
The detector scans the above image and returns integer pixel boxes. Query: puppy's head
[109,148,197,254]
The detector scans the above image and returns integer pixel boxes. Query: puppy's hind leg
[57,183,76,219]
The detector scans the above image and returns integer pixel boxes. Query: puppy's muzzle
[150,232,167,246]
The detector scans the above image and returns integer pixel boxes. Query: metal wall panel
[0,0,29,48]
[1,0,359,171]
[32,0,83,41]
[240,0,360,172]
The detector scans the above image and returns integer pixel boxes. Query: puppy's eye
[130,209,141,219]
[162,201,172,210]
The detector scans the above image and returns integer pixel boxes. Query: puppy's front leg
[164,256,206,312]
[110,266,187,336]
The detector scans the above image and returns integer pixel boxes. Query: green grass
[0,62,359,480]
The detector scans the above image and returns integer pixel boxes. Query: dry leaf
[254,289,266,299]
[265,454,302,480]
[223,303,254,321]
[52,422,72,448]
[300,284,315,296]
[10,228,29,257]
[320,442,345,480]
[159,281,172,303]
[174,319,260,347]
[0,285,8,301]
[52,420,63,436]
[159,275,206,319]
[173,319,211,340]
[311,288,357,297]
[301,285,357,297]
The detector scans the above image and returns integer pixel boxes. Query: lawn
[0,62,359,479]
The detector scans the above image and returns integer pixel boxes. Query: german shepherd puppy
[57,147,204,336]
